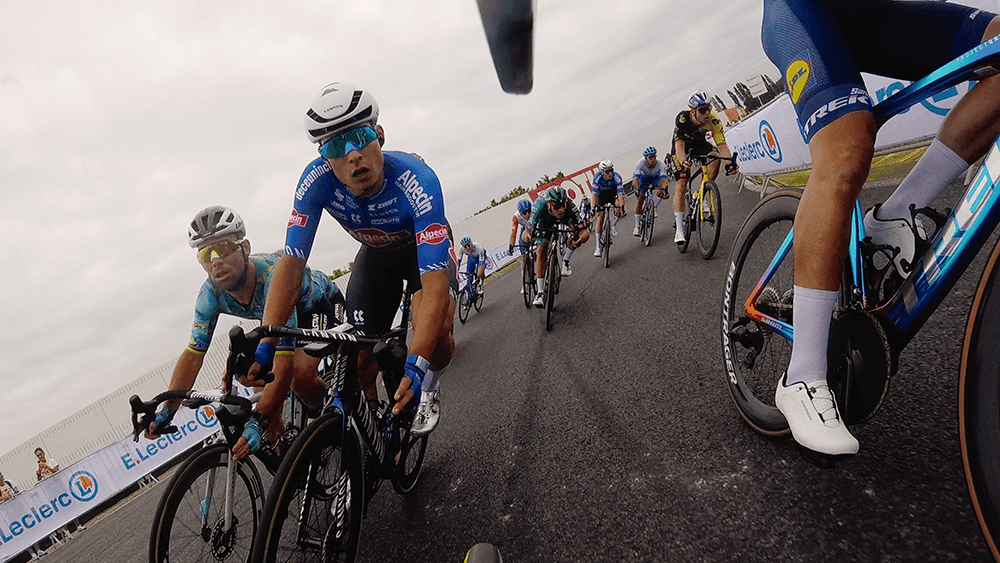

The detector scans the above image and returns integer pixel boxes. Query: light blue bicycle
[721,36,1000,559]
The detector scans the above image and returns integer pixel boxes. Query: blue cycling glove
[242,416,263,454]
[151,406,176,433]
[403,354,430,405]
[255,341,276,372]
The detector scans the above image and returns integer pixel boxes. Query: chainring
[826,308,893,425]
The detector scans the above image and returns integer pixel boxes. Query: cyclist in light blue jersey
[257,82,457,437]
[457,236,487,292]
[147,206,343,462]
[591,159,625,256]
[631,146,669,236]
[761,0,1000,456]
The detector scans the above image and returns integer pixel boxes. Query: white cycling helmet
[305,82,380,144]
[599,159,614,172]
[188,206,246,248]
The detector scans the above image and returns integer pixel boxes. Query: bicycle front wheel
[721,190,800,436]
[150,443,262,563]
[392,424,429,494]
[643,201,655,247]
[697,181,723,259]
[545,250,558,331]
[251,412,364,563]
[474,287,484,312]
[522,256,535,309]
[960,237,1000,563]
[602,213,612,268]
[458,289,470,324]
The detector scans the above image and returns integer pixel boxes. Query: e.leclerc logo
[121,405,219,470]
[0,472,100,546]
[759,121,782,163]
[69,471,98,502]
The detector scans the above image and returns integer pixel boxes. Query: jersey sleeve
[706,114,727,145]
[615,173,624,194]
[405,157,453,275]
[283,159,328,261]
[188,282,222,353]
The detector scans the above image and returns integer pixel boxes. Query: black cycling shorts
[594,190,618,207]
[345,242,458,336]
[762,0,995,141]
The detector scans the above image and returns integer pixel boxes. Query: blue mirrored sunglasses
[318,125,378,160]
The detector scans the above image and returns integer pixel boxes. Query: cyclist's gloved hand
[254,341,275,374]
[241,416,264,454]
[145,405,176,438]
[396,354,430,415]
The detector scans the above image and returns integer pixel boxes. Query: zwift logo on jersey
[68,471,98,502]
[786,58,811,105]
[416,223,449,246]
[395,169,434,218]
[288,210,308,228]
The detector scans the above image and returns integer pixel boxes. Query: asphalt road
[41,175,997,563]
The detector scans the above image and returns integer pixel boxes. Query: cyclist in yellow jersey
[670,91,737,245]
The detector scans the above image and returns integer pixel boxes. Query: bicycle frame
[740,34,1000,356]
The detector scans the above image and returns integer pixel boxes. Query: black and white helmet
[188,206,246,248]
[305,82,380,144]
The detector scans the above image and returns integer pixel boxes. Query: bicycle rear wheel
[960,238,1000,563]
[522,255,535,308]
[392,424,429,494]
[150,443,262,563]
[251,412,363,563]
[697,181,723,259]
[458,289,470,324]
[721,190,799,436]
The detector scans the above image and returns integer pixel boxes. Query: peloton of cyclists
[523,186,591,306]
[254,82,458,437]
[632,146,670,236]
[147,206,344,462]
[457,235,487,294]
[670,91,737,245]
[590,159,626,256]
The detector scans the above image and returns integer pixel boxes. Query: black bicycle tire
[545,246,557,331]
[391,425,429,494]
[474,286,484,312]
[959,237,1000,563]
[644,200,655,247]
[458,289,470,324]
[464,543,503,563]
[150,443,262,563]
[698,181,723,260]
[721,190,801,436]
[602,211,611,268]
[522,254,534,309]
[250,412,364,563]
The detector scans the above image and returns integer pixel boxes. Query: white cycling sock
[674,211,684,228]
[786,285,838,386]
[422,366,444,392]
[879,138,969,220]
[634,214,641,227]
[537,278,545,294]
[563,248,574,262]
[653,195,662,207]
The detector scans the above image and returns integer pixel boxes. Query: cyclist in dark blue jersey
[147,206,343,462]
[256,83,457,437]
[590,159,625,256]
[761,0,1000,456]
[524,186,590,306]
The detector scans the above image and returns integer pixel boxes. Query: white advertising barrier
[727,77,977,176]
[0,398,233,562]
[458,243,520,291]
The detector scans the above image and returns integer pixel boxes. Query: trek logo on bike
[68,471,99,503]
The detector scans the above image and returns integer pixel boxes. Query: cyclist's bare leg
[635,191,646,215]
[705,158,722,182]
[535,241,548,280]
[290,350,326,410]
[673,177,688,213]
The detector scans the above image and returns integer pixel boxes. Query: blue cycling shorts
[762,0,995,141]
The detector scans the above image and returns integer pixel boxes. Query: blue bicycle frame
[743,34,1000,356]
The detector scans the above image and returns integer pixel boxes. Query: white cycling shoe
[633,225,641,237]
[594,246,602,257]
[532,292,545,307]
[775,373,859,456]
[561,260,572,276]
[410,390,441,437]
[674,229,686,244]
[863,205,928,278]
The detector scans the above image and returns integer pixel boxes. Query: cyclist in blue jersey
[509,199,533,288]
[591,159,625,256]
[457,236,487,293]
[760,0,1000,456]
[146,206,344,462]
[524,186,590,306]
[256,82,458,437]
[578,197,592,224]
[631,146,669,236]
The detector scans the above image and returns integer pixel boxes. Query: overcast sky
[0,0,774,454]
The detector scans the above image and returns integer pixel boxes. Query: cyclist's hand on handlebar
[143,405,177,440]
[725,161,739,175]
[394,354,429,415]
